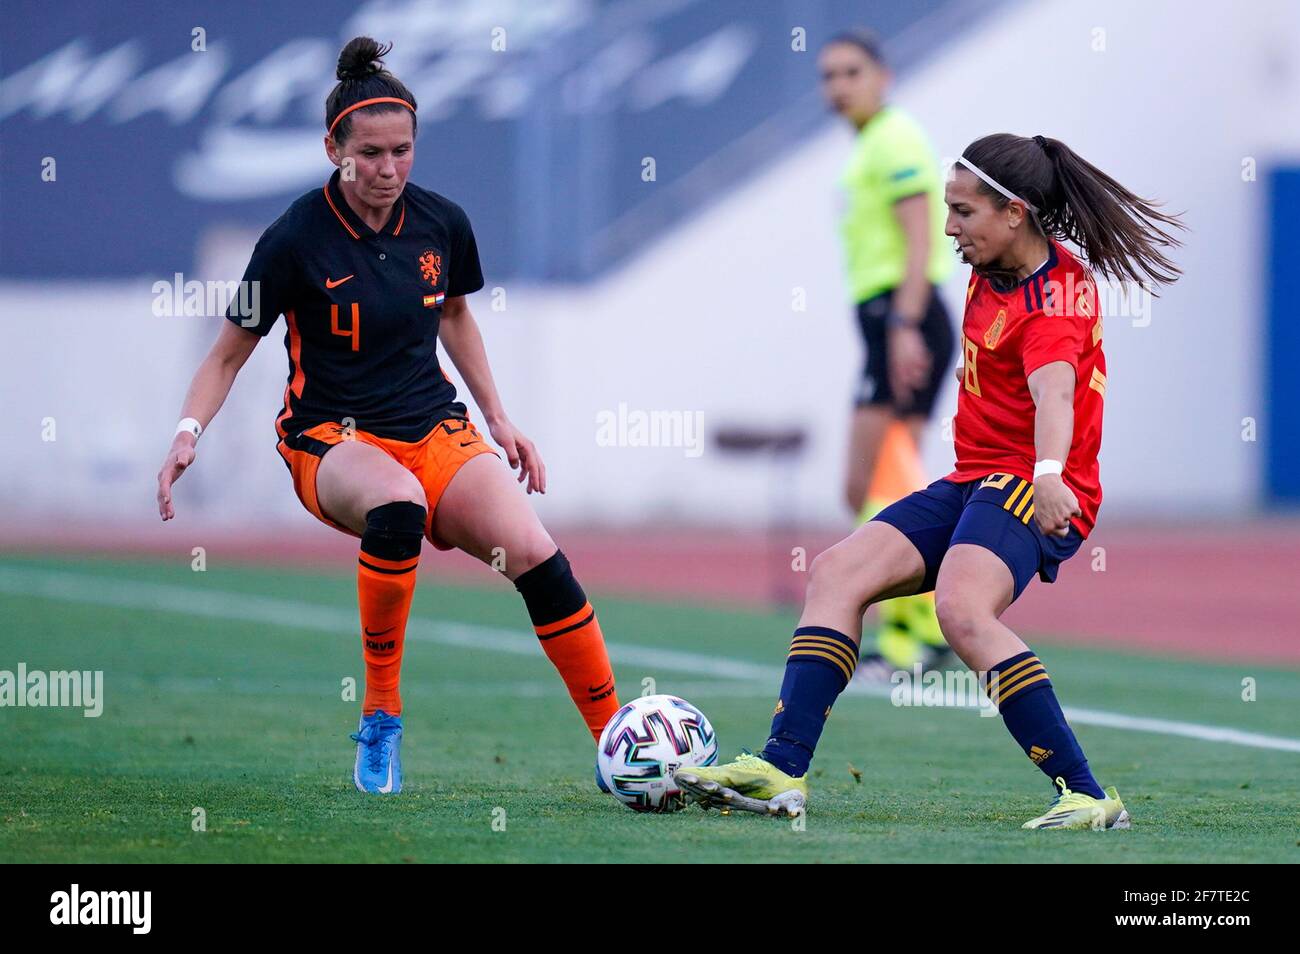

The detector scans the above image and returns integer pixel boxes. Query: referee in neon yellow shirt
[821,30,955,676]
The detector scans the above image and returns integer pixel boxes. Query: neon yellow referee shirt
[839,105,952,304]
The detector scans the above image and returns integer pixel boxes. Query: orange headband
[327,96,415,137]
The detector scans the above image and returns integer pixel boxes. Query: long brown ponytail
[961,133,1185,289]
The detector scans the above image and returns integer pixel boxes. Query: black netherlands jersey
[224,169,485,443]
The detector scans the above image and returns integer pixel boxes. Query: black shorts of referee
[854,285,955,418]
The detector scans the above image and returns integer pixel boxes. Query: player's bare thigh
[315,439,427,535]
[797,520,928,642]
[932,543,1020,671]
[432,452,556,581]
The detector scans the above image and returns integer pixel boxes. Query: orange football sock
[515,550,620,740]
[357,501,426,717]
[535,602,620,740]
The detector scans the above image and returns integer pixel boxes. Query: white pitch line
[2,566,1299,754]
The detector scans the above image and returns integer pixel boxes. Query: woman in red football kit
[678,133,1184,829]
[154,38,620,794]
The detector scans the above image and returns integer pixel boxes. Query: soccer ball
[597,694,718,813]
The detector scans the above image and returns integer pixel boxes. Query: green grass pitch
[1,553,1297,863]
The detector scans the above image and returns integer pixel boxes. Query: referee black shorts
[854,284,955,418]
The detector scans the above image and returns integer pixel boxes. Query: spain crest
[983,309,1007,349]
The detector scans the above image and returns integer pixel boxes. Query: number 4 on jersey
[332,302,360,352]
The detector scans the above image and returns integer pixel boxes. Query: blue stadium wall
[1267,167,1300,504]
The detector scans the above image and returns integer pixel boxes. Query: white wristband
[176,417,202,440]
[1033,459,1063,479]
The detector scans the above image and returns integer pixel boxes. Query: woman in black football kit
[155,38,621,794]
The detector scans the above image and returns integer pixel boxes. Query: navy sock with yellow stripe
[760,626,858,777]
[985,651,1104,798]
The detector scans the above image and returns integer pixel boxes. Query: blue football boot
[351,710,403,794]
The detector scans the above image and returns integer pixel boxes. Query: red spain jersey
[946,240,1106,536]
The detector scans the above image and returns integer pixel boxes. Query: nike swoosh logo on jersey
[325,275,355,289]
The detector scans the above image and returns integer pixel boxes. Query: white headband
[956,156,1039,213]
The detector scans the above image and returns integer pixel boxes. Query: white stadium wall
[3,0,1298,534]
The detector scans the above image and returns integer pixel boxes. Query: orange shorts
[276,416,498,550]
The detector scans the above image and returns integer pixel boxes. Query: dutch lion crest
[418,250,442,287]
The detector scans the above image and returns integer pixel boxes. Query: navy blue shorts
[872,474,1085,602]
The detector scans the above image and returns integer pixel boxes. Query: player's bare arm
[438,294,546,494]
[156,320,261,520]
[1027,360,1081,538]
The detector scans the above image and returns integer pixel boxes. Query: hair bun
[337,36,392,81]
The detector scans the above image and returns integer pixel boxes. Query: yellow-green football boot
[1023,777,1131,830]
[674,751,809,817]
